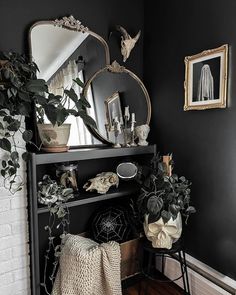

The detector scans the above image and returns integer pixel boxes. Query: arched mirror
[83,61,151,144]
[29,15,110,146]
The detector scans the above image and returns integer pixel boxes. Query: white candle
[131,112,135,123]
[124,106,129,117]
[131,122,134,132]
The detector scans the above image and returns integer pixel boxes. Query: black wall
[144,0,236,280]
[0,0,144,76]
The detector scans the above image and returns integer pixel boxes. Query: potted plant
[0,50,96,192]
[33,77,96,152]
[37,174,74,295]
[136,155,196,249]
[0,51,46,192]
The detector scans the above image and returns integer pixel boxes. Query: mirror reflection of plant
[136,155,196,225]
[34,77,96,128]
[37,175,74,295]
[0,51,47,193]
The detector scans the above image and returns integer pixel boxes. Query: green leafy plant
[137,155,196,225]
[34,77,96,127]
[37,175,74,295]
[0,51,46,192]
[0,50,96,193]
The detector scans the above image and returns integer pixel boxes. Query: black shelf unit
[28,145,156,295]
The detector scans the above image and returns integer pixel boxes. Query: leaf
[186,206,196,214]
[25,79,48,93]
[44,105,57,126]
[22,152,30,162]
[148,213,160,224]
[0,92,6,106]
[0,138,11,152]
[1,169,5,177]
[2,160,6,168]
[147,195,163,215]
[7,119,20,131]
[64,88,78,103]
[169,204,181,216]
[34,94,47,105]
[161,210,171,223]
[0,110,7,116]
[22,130,33,142]
[18,102,31,116]
[18,91,31,102]
[56,109,68,126]
[11,151,19,162]
[73,78,84,88]
[0,122,4,129]
[79,94,91,108]
[8,167,16,176]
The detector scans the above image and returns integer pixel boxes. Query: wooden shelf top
[31,145,156,165]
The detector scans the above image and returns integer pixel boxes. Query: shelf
[32,145,156,165]
[37,182,140,214]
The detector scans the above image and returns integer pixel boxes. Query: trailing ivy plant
[136,155,196,225]
[0,51,46,193]
[37,175,74,295]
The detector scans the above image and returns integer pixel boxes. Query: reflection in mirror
[83,61,151,145]
[29,16,110,146]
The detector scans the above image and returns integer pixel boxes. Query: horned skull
[116,25,141,62]
[83,172,119,194]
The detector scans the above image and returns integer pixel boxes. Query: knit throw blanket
[52,235,122,295]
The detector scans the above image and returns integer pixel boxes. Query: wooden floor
[125,278,184,295]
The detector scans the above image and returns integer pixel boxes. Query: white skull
[144,213,182,249]
[83,172,119,194]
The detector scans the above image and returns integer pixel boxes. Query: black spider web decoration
[91,207,131,243]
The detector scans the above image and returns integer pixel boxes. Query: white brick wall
[0,134,30,294]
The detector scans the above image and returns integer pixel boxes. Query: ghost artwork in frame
[184,44,228,111]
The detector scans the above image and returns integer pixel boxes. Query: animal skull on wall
[116,25,141,62]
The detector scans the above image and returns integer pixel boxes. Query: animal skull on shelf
[83,172,119,194]
[116,25,141,62]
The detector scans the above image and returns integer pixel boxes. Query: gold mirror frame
[28,15,110,67]
[83,61,152,144]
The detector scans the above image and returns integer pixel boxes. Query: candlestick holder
[113,119,121,148]
[123,116,130,147]
[105,123,110,140]
[130,120,137,146]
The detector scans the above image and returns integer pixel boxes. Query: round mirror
[29,15,110,147]
[83,61,151,144]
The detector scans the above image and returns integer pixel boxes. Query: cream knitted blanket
[52,235,122,295]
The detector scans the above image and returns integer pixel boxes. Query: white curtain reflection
[48,60,95,146]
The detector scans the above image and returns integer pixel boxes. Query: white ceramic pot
[144,212,182,249]
[37,124,71,152]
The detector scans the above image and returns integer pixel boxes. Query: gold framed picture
[184,44,228,111]
[104,91,123,131]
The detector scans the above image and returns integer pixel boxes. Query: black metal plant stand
[140,239,191,295]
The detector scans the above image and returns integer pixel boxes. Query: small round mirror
[116,162,138,180]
